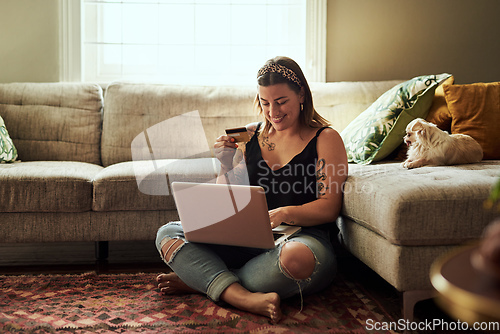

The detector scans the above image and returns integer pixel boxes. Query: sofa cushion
[0,161,102,212]
[0,83,103,164]
[101,81,408,167]
[342,161,500,246]
[0,115,17,162]
[101,83,257,167]
[93,157,219,211]
[444,82,500,159]
[340,74,452,165]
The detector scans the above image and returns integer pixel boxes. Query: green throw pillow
[0,115,18,163]
[341,73,452,165]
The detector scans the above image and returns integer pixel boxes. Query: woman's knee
[156,222,183,243]
[279,241,316,280]
[160,238,185,263]
[155,222,185,263]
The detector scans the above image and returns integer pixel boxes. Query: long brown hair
[254,56,330,135]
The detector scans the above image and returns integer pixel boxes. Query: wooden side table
[430,243,500,325]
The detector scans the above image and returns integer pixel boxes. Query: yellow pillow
[426,76,454,131]
[444,82,500,160]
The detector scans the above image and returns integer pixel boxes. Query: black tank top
[245,123,329,210]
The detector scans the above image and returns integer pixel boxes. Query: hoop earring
[300,103,304,111]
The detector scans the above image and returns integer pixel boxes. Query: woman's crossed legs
[155,222,336,322]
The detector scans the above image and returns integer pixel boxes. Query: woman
[155,56,348,322]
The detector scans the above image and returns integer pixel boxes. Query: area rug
[0,272,396,333]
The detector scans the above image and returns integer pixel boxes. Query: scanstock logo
[130,110,251,232]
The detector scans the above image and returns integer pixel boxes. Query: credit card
[225,127,250,142]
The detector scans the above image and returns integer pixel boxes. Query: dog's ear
[410,119,425,132]
[408,119,424,140]
[416,121,432,142]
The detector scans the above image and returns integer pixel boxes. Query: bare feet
[157,274,282,323]
[156,272,198,295]
[221,283,282,323]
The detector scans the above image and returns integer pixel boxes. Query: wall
[0,0,59,83]
[1,0,498,84]
[327,0,500,84]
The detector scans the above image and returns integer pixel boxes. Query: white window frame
[59,0,326,83]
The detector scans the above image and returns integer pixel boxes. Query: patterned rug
[0,272,396,333]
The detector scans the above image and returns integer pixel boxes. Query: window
[60,0,326,85]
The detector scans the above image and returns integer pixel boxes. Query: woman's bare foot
[221,283,282,323]
[157,275,282,322]
[156,272,198,295]
[245,292,282,323]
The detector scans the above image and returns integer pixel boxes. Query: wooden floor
[0,240,453,327]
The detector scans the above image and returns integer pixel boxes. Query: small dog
[402,118,483,169]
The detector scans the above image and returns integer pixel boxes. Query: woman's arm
[268,128,348,228]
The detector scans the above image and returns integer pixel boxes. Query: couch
[1,80,499,320]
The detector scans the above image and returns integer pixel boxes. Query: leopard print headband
[257,63,302,88]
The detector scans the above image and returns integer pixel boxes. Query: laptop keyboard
[273,232,285,241]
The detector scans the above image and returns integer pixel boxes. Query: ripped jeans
[155,221,337,302]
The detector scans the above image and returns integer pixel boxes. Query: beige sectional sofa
[1,80,499,320]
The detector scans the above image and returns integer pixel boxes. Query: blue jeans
[155,221,337,302]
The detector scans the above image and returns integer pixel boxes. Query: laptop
[171,181,301,249]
